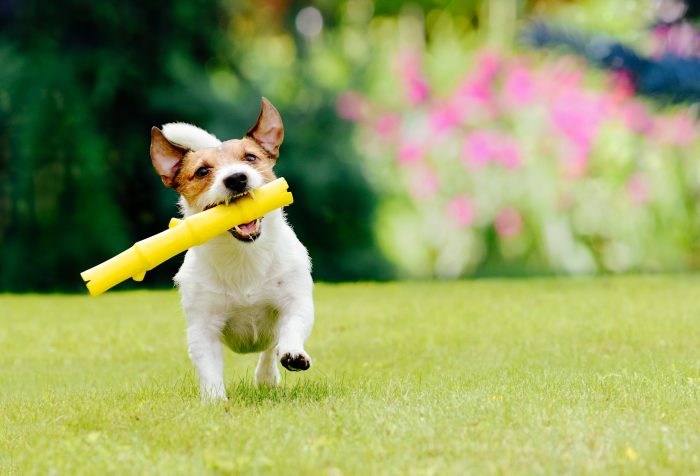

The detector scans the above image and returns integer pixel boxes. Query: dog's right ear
[150,127,188,188]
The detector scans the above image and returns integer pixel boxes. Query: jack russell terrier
[150,98,314,401]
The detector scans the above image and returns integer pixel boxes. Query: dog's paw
[279,350,311,372]
[200,382,228,403]
[255,365,280,387]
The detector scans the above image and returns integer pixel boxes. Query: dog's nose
[223,173,248,193]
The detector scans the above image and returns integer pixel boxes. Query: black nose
[223,173,248,193]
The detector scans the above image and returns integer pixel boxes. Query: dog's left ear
[246,97,284,158]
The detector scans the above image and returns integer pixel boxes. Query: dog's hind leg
[255,347,280,386]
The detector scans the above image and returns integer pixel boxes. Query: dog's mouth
[203,192,263,242]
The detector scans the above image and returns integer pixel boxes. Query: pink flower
[376,114,400,140]
[397,142,424,165]
[654,111,699,146]
[461,131,523,169]
[651,22,700,58]
[447,195,475,228]
[503,66,535,106]
[608,70,636,102]
[454,51,502,105]
[494,207,523,238]
[336,91,366,121]
[398,51,430,104]
[408,166,439,199]
[560,145,589,179]
[621,101,653,134]
[429,103,461,135]
[456,78,491,104]
[550,90,608,153]
[627,173,650,205]
[462,131,499,167]
[499,141,523,170]
[474,50,501,81]
[543,58,584,93]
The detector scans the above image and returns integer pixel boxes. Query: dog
[149,98,314,401]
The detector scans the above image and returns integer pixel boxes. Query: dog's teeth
[249,190,255,199]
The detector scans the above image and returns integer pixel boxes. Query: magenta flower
[494,207,523,238]
[626,173,651,205]
[447,195,476,228]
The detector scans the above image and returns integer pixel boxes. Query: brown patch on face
[151,98,285,213]
[173,138,277,208]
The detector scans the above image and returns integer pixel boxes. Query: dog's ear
[246,97,284,158]
[150,127,188,188]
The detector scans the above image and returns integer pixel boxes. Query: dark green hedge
[0,0,392,291]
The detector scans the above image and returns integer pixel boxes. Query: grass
[1,276,700,475]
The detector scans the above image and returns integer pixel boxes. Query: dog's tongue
[238,220,257,234]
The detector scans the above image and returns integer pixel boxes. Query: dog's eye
[194,167,210,178]
[244,154,257,162]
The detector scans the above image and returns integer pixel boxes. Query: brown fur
[150,98,284,209]
[174,139,277,206]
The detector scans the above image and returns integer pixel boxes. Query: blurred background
[1,0,699,291]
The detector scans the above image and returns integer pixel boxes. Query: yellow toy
[81,177,293,296]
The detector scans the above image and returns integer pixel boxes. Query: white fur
[166,125,314,402]
[162,122,222,150]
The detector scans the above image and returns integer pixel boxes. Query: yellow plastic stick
[80,177,293,296]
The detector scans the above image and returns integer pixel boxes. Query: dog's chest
[221,304,278,353]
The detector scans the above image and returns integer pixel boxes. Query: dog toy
[81,177,293,296]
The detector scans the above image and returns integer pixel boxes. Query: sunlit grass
[2,276,700,474]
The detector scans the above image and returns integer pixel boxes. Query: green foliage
[2,277,700,473]
[0,0,391,291]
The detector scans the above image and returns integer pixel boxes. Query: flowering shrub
[339,48,700,278]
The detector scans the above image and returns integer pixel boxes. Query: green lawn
[1,276,699,475]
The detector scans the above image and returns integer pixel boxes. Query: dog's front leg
[186,314,227,401]
[276,292,314,372]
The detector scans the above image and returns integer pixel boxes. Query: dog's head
[150,98,284,242]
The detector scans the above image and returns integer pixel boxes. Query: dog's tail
[161,122,222,151]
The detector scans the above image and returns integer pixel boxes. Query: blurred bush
[0,0,392,291]
[2,0,699,290]
[336,5,700,277]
